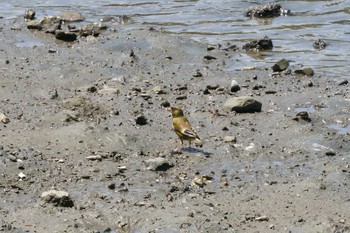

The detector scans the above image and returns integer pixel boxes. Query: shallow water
[1,0,350,78]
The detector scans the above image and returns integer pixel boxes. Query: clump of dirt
[61,96,108,121]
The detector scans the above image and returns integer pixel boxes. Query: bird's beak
[166,107,172,112]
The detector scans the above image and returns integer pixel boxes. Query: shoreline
[1,16,350,232]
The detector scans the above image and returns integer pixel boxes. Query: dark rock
[193,70,203,77]
[24,9,36,20]
[272,59,289,72]
[313,39,328,50]
[295,68,314,76]
[245,3,290,18]
[108,183,115,190]
[161,101,170,108]
[325,151,336,156]
[145,157,173,171]
[55,30,77,41]
[204,55,217,60]
[223,96,262,113]
[243,36,273,51]
[293,111,311,122]
[338,79,348,86]
[41,190,74,207]
[59,11,85,22]
[230,80,240,92]
[135,115,148,125]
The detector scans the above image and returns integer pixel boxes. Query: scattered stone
[272,59,289,72]
[265,90,277,94]
[223,96,262,113]
[55,30,77,41]
[18,172,26,179]
[86,155,103,161]
[204,55,217,60]
[255,215,269,221]
[153,86,166,94]
[100,16,116,23]
[243,36,273,51]
[293,111,311,122]
[59,11,85,22]
[0,113,10,123]
[295,68,314,76]
[230,80,240,92]
[161,101,171,108]
[108,183,116,190]
[119,15,130,24]
[98,86,120,95]
[325,151,336,156]
[41,190,74,207]
[145,157,173,171]
[338,79,348,86]
[24,9,36,20]
[245,3,290,18]
[26,20,42,30]
[193,70,203,77]
[135,115,148,125]
[207,84,219,90]
[313,39,328,50]
[80,23,107,37]
[224,136,237,143]
[8,154,17,162]
[191,175,213,187]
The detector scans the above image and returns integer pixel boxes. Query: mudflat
[1,16,350,233]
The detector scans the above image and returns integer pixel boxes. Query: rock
[243,36,273,51]
[230,80,240,92]
[18,172,26,179]
[223,96,262,113]
[255,215,269,221]
[292,111,311,122]
[86,155,103,161]
[27,16,62,32]
[224,136,237,143]
[145,157,173,171]
[191,175,213,187]
[24,9,36,20]
[41,190,74,207]
[153,86,166,94]
[204,55,217,60]
[272,59,289,72]
[207,84,219,90]
[295,67,314,76]
[8,154,17,162]
[0,113,10,123]
[325,151,336,156]
[98,86,120,95]
[338,79,348,86]
[59,11,85,22]
[245,3,290,18]
[26,20,42,30]
[193,70,203,77]
[80,23,107,37]
[55,30,77,41]
[135,115,148,125]
[313,39,327,50]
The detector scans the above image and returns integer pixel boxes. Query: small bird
[168,107,201,151]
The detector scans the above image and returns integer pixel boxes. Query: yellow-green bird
[168,107,201,151]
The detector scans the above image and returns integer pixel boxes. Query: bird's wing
[180,118,200,140]
[182,128,199,138]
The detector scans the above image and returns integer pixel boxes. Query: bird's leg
[174,140,183,153]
